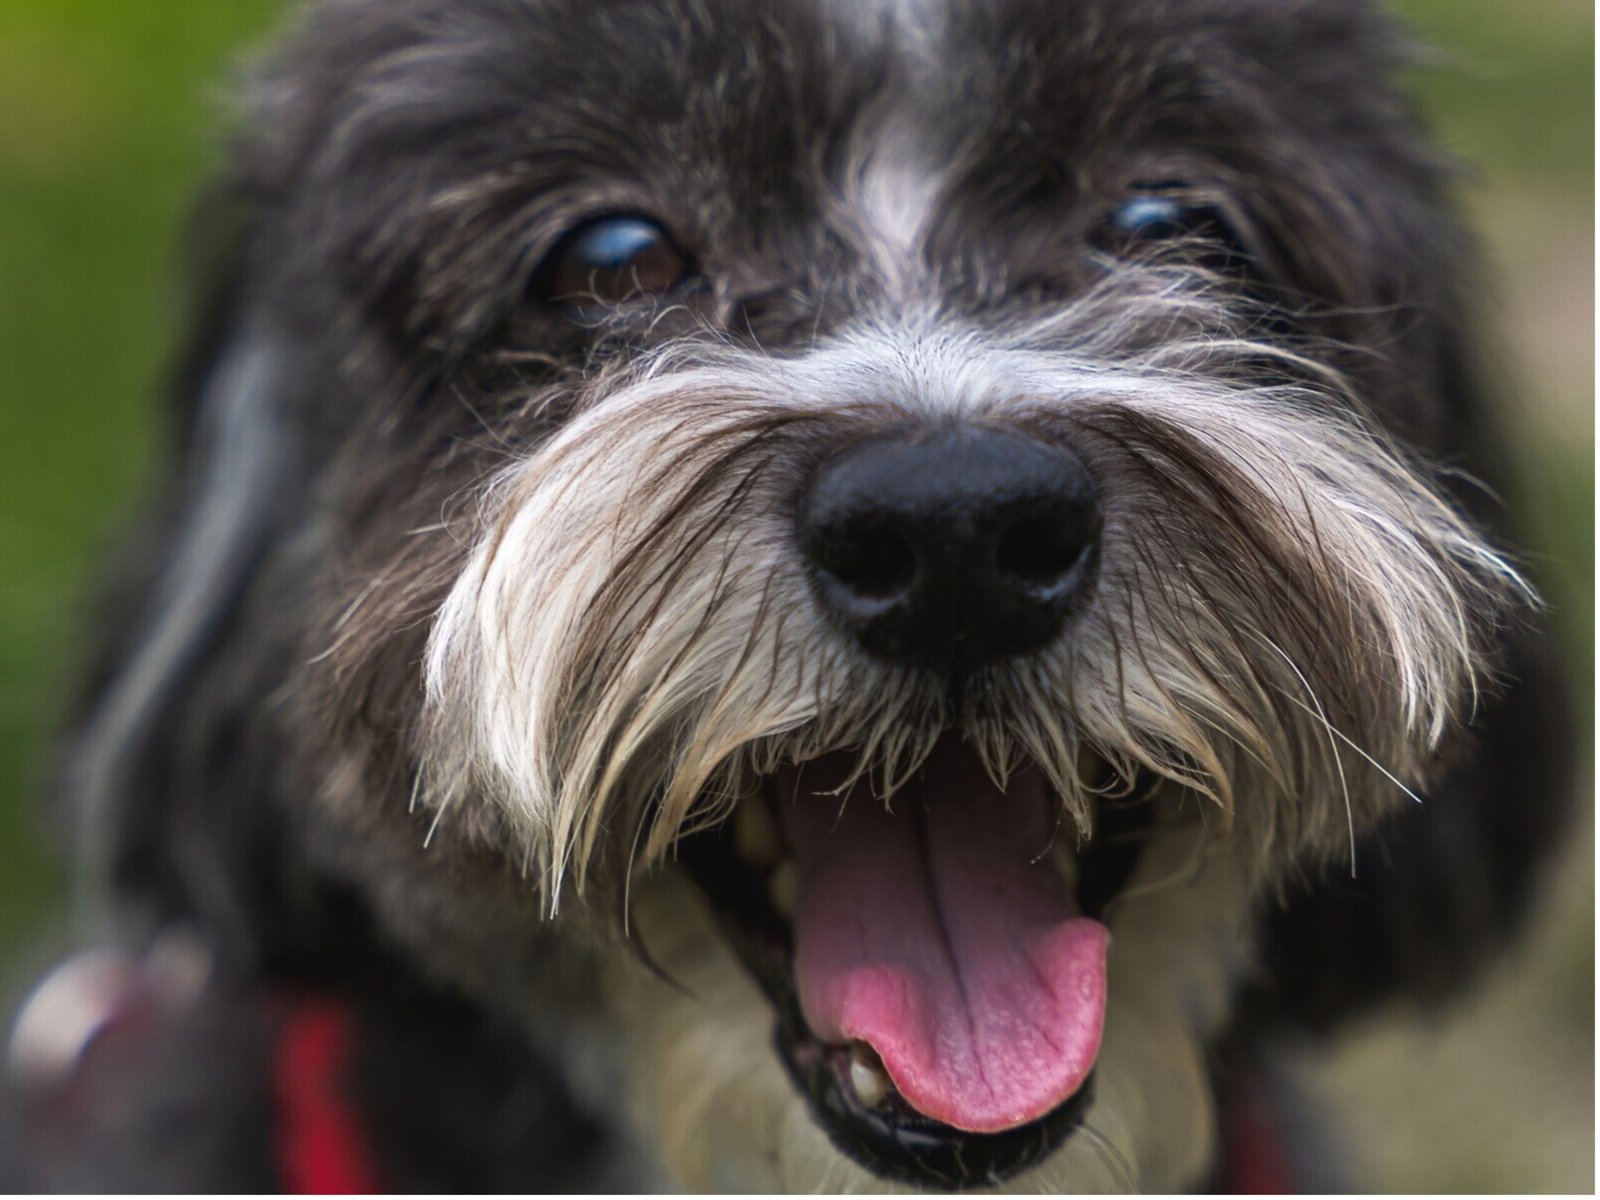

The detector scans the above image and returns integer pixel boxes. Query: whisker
[1077,1120,1140,1191]
[1252,631,1357,876]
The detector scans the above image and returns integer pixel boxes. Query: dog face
[73,0,1534,1191]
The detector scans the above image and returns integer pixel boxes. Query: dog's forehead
[485,0,1330,168]
[295,0,1382,213]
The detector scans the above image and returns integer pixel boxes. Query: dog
[2,0,1570,1191]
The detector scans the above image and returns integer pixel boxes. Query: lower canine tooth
[768,861,798,918]
[1052,839,1080,892]
[849,1047,891,1108]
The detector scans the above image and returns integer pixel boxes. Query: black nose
[799,426,1102,671]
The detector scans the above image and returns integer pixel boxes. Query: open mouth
[679,735,1154,1189]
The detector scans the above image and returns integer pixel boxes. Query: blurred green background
[0,1,1590,1190]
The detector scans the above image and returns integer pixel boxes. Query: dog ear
[1236,307,1576,1035]
[61,192,314,967]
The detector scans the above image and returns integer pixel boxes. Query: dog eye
[1093,189,1245,261]
[537,215,692,307]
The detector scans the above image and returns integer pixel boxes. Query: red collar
[1215,1063,1299,1194]
[273,997,383,1194]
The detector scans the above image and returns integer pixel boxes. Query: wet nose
[798,426,1102,672]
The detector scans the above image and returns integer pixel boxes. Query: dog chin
[541,780,1250,1194]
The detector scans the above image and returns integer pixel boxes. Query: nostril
[995,513,1089,590]
[817,526,918,600]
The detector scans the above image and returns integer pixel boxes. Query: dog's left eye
[536,215,693,308]
[1093,189,1245,261]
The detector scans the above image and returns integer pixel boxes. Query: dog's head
[71,0,1555,1191]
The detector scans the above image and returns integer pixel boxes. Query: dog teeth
[848,1045,892,1108]
[733,799,781,867]
[1052,838,1080,893]
[768,861,798,919]
[1076,743,1113,789]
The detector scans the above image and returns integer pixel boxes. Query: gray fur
[50,0,1564,1191]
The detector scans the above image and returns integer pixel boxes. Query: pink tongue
[786,742,1108,1135]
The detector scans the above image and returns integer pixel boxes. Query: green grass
[1398,0,1594,193]
[0,1,282,946]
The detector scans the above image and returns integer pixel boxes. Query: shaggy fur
[5,0,1568,1192]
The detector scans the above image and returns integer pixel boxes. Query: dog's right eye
[535,215,693,309]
